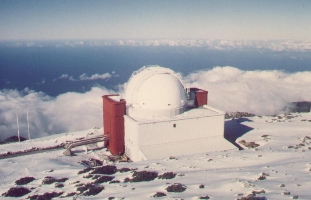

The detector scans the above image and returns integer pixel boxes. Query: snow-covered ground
[0,113,310,199]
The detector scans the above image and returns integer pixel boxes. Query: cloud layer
[6,40,311,52]
[184,66,311,115]
[1,67,310,140]
[0,87,116,141]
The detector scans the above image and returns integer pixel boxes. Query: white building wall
[138,115,224,147]
[124,107,231,162]
[124,116,140,161]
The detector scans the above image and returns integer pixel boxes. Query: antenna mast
[27,111,30,140]
[16,113,20,142]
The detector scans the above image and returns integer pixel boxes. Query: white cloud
[183,66,311,115]
[0,87,117,141]
[56,73,112,81]
[59,74,69,79]
[79,73,112,81]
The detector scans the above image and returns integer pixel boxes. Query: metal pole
[27,111,30,140]
[16,113,20,142]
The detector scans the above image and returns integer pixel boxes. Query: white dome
[125,66,187,118]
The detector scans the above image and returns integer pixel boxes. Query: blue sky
[1,0,311,41]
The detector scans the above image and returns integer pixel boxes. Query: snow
[1,113,311,199]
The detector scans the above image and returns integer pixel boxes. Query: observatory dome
[125,66,187,118]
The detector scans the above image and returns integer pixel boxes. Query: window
[173,124,176,128]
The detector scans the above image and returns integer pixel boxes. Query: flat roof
[126,105,225,124]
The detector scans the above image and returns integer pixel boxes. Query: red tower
[102,95,126,155]
[195,89,208,106]
[188,88,208,107]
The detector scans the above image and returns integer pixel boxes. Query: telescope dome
[125,66,187,118]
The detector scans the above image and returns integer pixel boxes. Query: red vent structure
[188,88,208,107]
[102,95,126,155]
[195,89,208,106]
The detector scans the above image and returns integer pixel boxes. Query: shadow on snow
[224,118,254,150]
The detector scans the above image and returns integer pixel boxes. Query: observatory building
[103,66,237,162]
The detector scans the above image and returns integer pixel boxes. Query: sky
[1,0,311,41]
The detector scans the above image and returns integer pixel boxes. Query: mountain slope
[0,113,310,199]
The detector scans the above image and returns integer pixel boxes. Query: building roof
[127,105,225,124]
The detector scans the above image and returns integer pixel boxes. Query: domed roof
[125,66,187,118]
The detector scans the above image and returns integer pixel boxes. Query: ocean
[1,42,310,97]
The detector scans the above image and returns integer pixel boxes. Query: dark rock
[118,167,131,173]
[166,183,186,193]
[285,101,311,113]
[42,176,56,184]
[283,191,291,195]
[225,112,256,119]
[42,176,68,185]
[257,175,266,180]
[2,186,31,197]
[238,197,266,200]
[169,156,177,160]
[94,176,114,184]
[199,195,210,199]
[153,192,167,197]
[90,158,103,166]
[80,159,103,167]
[57,178,68,182]
[15,177,35,185]
[78,167,93,174]
[158,172,176,179]
[76,182,104,196]
[239,140,260,148]
[131,171,158,182]
[91,165,117,175]
[109,180,120,184]
[77,183,96,193]
[83,186,104,196]
[28,191,63,200]
[55,183,64,188]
